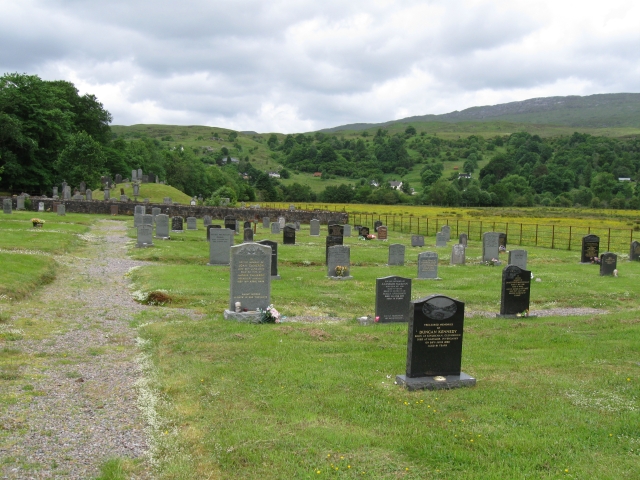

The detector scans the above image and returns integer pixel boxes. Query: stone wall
[1,197,349,225]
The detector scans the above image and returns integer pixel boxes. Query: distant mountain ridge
[320,93,640,132]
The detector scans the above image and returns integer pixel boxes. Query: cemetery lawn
[127,221,640,479]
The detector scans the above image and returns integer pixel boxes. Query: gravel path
[1,221,152,479]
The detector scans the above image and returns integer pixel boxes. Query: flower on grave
[30,218,45,226]
[335,265,348,277]
[258,304,281,324]
[499,245,506,252]
[517,309,529,318]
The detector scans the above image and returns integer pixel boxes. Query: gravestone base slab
[154,235,171,240]
[136,243,154,248]
[396,372,476,391]
[271,275,282,280]
[170,230,184,233]
[495,314,538,319]
[223,310,262,323]
[416,277,442,281]
[328,275,353,280]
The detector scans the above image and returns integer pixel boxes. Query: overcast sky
[2,0,639,133]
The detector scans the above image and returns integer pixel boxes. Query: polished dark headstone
[206,224,222,240]
[328,224,344,236]
[257,240,280,279]
[283,225,295,245]
[500,265,532,316]
[325,235,343,264]
[359,226,370,237]
[600,252,617,276]
[375,276,411,323]
[224,215,236,232]
[411,235,424,247]
[459,233,468,246]
[581,235,600,263]
[374,220,383,232]
[171,216,184,232]
[630,241,640,261]
[243,227,254,242]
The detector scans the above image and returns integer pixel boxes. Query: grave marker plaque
[187,217,197,230]
[417,252,439,279]
[310,219,320,236]
[500,265,532,316]
[208,229,234,265]
[136,225,154,248]
[450,244,465,265]
[459,233,468,246]
[581,235,600,263]
[283,225,296,245]
[171,216,184,232]
[244,228,254,242]
[375,276,412,323]
[377,226,388,240]
[508,250,528,270]
[155,214,170,239]
[257,239,280,279]
[271,222,281,234]
[600,252,617,276]
[436,232,447,247]
[482,232,500,262]
[411,235,425,247]
[388,244,405,266]
[630,241,640,261]
[327,245,352,279]
[441,225,451,242]
[229,243,271,311]
[3,199,11,214]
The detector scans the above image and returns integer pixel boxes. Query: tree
[54,132,106,188]
[590,173,617,202]
[405,125,417,136]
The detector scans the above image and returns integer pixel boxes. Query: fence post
[506,223,509,241]
[519,223,523,246]
[552,225,555,249]
[480,221,483,240]
[492,221,495,231]
[401,215,403,233]
[535,224,538,246]
[608,228,611,251]
[426,218,429,236]
[569,226,572,250]
[410,216,412,234]
[468,220,470,237]
[456,219,459,237]
[436,219,439,234]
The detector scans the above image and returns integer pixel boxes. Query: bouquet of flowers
[334,265,348,277]
[366,234,376,240]
[31,218,45,227]
[258,304,281,324]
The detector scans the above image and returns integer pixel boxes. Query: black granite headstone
[171,216,184,231]
[224,215,236,232]
[630,241,640,261]
[328,224,344,237]
[258,239,280,278]
[599,252,617,276]
[207,224,222,240]
[581,235,600,263]
[359,226,370,237]
[498,232,507,249]
[243,228,254,242]
[500,265,532,316]
[374,220,382,232]
[375,276,411,323]
[283,225,295,245]
[243,221,252,230]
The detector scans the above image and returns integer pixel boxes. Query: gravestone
[411,235,425,247]
[271,222,281,234]
[600,252,617,276]
[133,184,140,196]
[328,224,344,237]
[327,245,352,279]
[263,217,270,229]
[359,226,370,237]
[508,250,528,270]
[136,225,154,248]
[110,205,118,215]
[220,198,230,206]
[441,225,451,242]
[142,214,153,226]
[141,175,149,183]
[206,224,221,240]
[134,214,143,228]
[482,232,500,262]
[115,174,122,184]
[16,196,25,210]
[52,186,58,197]
[203,215,212,227]
[289,204,295,211]
[278,216,285,228]
[343,224,352,237]
[234,220,240,234]
[325,235,344,264]
[171,216,184,232]
[163,197,172,205]
[581,235,600,263]
[498,233,507,249]
[377,226,388,240]
[375,276,412,323]
[38,202,44,212]
[244,228,254,242]
[228,243,271,311]
[57,204,66,216]
[72,194,83,201]
[257,239,280,279]
[208,229,234,265]
[79,181,86,194]
[310,219,320,236]
[354,225,362,235]
[152,207,161,222]
[135,205,145,215]
[224,216,236,232]
[374,220,383,232]
[63,186,71,200]
[120,195,128,202]
[500,265,532,316]
[62,181,67,192]
[187,217,197,230]
[459,233,468,246]
[137,168,142,179]
[630,241,640,261]
[283,225,296,245]
[388,244,405,266]
[104,189,110,200]
[3,199,11,214]
[243,221,251,230]
[155,215,170,239]
[132,170,137,181]
[436,232,447,247]
[450,244,465,265]
[417,252,439,280]
[396,294,475,390]
[294,220,301,232]
[86,189,92,201]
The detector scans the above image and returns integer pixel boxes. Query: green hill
[92,182,192,204]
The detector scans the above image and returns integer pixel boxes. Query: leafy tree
[54,132,106,188]
[405,125,417,136]
[228,131,238,142]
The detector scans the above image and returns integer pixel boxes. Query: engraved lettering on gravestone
[581,235,600,263]
[377,226,388,240]
[599,252,617,276]
[441,225,451,242]
[224,215,236,231]
[327,245,351,278]
[375,276,412,323]
[508,250,527,270]
[388,244,405,266]
[436,232,447,247]
[208,229,233,265]
[459,233,468,246]
[482,232,500,262]
[271,222,281,234]
[450,244,465,265]
[171,216,184,231]
[257,239,280,279]
[500,265,532,315]
[417,252,439,279]
[411,235,424,247]
[136,224,154,247]
[155,214,170,239]
[229,243,271,311]
[310,219,320,236]
[283,225,296,245]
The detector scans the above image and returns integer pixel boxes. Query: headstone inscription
[283,225,296,245]
[436,232,447,247]
[2,199,11,214]
[244,228,254,242]
[16,196,25,210]
[459,233,468,246]
[581,235,600,263]
[388,244,405,266]
[630,241,640,261]
[203,215,212,226]
[500,265,532,316]
[38,202,44,212]
[136,225,154,248]
[271,222,281,234]
[57,204,66,216]
[257,240,280,279]
[482,232,500,262]
[327,245,352,279]
[208,229,234,265]
[171,216,184,232]
[411,235,425,247]
[396,294,475,390]
[228,243,271,311]
[508,250,528,270]
[278,216,285,228]
[206,224,221,240]
[450,244,465,265]
[263,217,270,229]
[417,252,439,280]
[155,214,170,239]
[343,224,352,237]
[328,224,344,237]
[310,219,320,236]
[104,189,110,200]
[441,225,451,242]
[600,252,617,276]
[374,220,383,232]
[375,276,412,323]
[86,189,92,201]
[377,226,388,240]
[152,207,161,222]
[187,217,197,230]
[224,216,236,232]
[142,214,153,226]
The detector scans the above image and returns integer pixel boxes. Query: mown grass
[127,215,640,478]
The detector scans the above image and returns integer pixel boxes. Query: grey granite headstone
[203,215,212,227]
[16,196,25,210]
[187,217,197,230]
[163,197,171,205]
[57,204,66,216]
[271,222,280,234]
[310,219,320,236]
[155,215,170,238]
[451,244,465,265]
[136,224,154,248]
[228,243,271,311]
[375,276,411,323]
[208,229,234,265]
[581,235,600,263]
[482,232,500,262]
[115,174,122,184]
[459,233,468,246]
[63,186,71,200]
[134,213,143,228]
[132,170,137,181]
[52,186,58,197]
[508,250,527,270]
[436,232,447,247]
[411,235,424,247]
[343,224,352,237]
[79,181,86,194]
[327,245,352,279]
[325,235,344,264]
[135,205,145,215]
[500,265,532,316]
[171,216,184,232]
[417,252,439,279]
[294,220,301,232]
[142,214,153,226]
[38,202,44,212]
[441,225,451,242]
[133,184,140,196]
[104,189,110,200]
[244,228,254,242]
[278,216,285,228]
[235,220,240,234]
[257,239,280,279]
[152,207,161,223]
[137,168,142,179]
[600,252,617,276]
[263,217,270,228]
[3,199,11,214]
[86,189,92,201]
[630,241,640,261]
[388,244,405,266]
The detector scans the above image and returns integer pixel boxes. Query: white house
[268,172,281,178]
[389,180,403,190]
